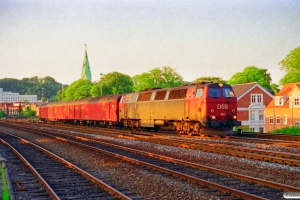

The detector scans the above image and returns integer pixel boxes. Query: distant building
[81,44,92,82]
[232,82,274,133]
[25,102,48,117]
[0,88,38,103]
[265,82,300,132]
[0,102,24,115]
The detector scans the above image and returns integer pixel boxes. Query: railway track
[233,133,300,142]
[20,121,300,167]
[0,142,50,200]
[2,122,300,199]
[27,121,300,146]
[0,131,134,200]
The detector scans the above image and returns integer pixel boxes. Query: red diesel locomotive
[39,82,241,136]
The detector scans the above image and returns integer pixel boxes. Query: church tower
[81,44,92,82]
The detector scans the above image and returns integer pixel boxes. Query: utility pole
[41,88,44,102]
[100,73,104,96]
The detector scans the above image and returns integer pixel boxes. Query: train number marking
[217,104,228,109]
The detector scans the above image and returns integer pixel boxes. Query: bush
[0,110,7,118]
[271,126,300,135]
[20,107,36,117]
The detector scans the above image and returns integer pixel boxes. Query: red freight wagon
[83,95,122,126]
[39,94,122,126]
[39,105,48,120]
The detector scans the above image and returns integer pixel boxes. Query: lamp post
[100,73,104,96]
[41,88,44,102]
[272,108,275,131]
[291,98,294,126]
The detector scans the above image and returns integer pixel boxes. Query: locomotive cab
[200,83,241,135]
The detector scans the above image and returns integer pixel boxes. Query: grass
[0,168,10,200]
[271,126,300,135]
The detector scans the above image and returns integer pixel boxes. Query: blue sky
[0,0,299,85]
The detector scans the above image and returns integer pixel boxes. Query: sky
[0,0,299,85]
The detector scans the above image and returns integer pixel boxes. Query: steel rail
[0,130,132,200]
[0,138,60,200]
[2,122,300,166]
[41,132,268,200]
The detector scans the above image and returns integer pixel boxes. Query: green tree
[133,66,184,92]
[279,46,300,72]
[132,72,154,92]
[0,110,7,118]
[192,76,226,84]
[90,72,133,97]
[0,76,64,102]
[270,83,280,95]
[227,66,272,89]
[279,71,300,85]
[63,79,93,100]
[279,46,300,85]
[20,107,36,117]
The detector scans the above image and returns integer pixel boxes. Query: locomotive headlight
[233,116,237,119]
[211,115,216,120]
[211,109,214,113]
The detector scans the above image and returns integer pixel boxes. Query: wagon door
[106,102,111,120]
[69,104,75,119]
[185,89,195,119]
[195,88,204,121]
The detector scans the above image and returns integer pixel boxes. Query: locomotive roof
[131,82,231,94]
[40,94,122,107]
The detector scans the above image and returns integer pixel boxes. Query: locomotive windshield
[208,87,235,98]
[222,87,235,97]
[208,88,221,97]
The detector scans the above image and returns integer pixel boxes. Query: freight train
[39,82,241,136]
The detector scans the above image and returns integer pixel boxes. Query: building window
[283,115,287,125]
[251,94,263,104]
[294,98,299,106]
[275,97,283,105]
[250,110,255,121]
[259,110,264,121]
[251,95,256,104]
[269,116,273,124]
[257,94,262,103]
[276,115,280,124]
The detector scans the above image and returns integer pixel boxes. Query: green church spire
[81,44,92,82]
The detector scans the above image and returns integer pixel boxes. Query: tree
[279,46,300,72]
[133,66,184,92]
[227,66,272,89]
[279,46,300,85]
[270,83,280,95]
[0,76,64,102]
[132,72,154,92]
[192,76,226,84]
[20,107,36,117]
[279,71,300,86]
[90,72,133,97]
[0,110,7,118]
[63,79,93,100]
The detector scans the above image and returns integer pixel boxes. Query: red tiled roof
[231,82,257,97]
[266,82,300,108]
[276,83,295,96]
